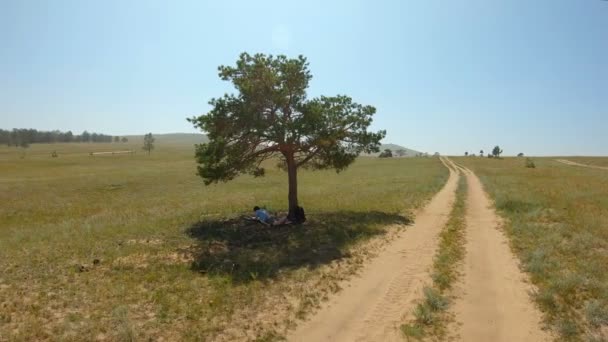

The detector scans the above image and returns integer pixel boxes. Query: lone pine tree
[189,53,385,219]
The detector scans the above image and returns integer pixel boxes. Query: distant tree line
[0,129,128,146]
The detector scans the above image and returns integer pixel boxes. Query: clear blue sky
[1,0,606,156]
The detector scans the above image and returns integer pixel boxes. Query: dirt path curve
[555,159,608,170]
[450,163,551,342]
[288,157,460,342]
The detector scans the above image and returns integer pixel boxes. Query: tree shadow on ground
[186,211,412,284]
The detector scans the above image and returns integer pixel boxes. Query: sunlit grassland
[562,157,608,167]
[0,142,448,341]
[456,156,608,341]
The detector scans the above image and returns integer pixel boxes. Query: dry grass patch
[0,143,448,341]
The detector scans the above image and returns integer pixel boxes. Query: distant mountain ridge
[379,144,421,156]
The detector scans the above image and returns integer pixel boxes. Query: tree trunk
[285,152,299,219]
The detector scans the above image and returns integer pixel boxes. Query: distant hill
[367,144,422,157]
[120,134,421,157]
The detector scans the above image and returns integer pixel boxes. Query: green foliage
[378,149,393,158]
[188,52,385,186]
[518,152,524,157]
[143,133,155,155]
[492,145,503,158]
[422,287,449,312]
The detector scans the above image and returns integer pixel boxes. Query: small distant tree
[143,133,155,155]
[517,152,524,157]
[121,137,128,143]
[188,53,385,218]
[114,136,120,143]
[379,149,393,158]
[20,140,29,158]
[434,152,440,157]
[465,151,469,156]
[480,149,484,157]
[492,145,503,158]
[395,149,406,157]
[81,131,91,143]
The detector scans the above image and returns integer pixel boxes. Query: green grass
[0,142,448,341]
[401,174,467,340]
[456,157,608,341]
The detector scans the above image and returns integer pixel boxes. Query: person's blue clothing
[255,209,271,223]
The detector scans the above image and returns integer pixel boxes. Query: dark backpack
[290,206,306,224]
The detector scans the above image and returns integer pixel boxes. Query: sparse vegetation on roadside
[401,175,467,340]
[458,157,608,341]
[525,158,536,168]
[0,142,447,341]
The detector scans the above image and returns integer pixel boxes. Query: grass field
[0,142,448,341]
[456,157,608,341]
[561,157,608,168]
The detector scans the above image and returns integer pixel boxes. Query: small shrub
[401,323,424,339]
[413,302,434,325]
[585,300,608,327]
[525,158,536,168]
[423,287,448,312]
[533,288,558,312]
[556,319,579,339]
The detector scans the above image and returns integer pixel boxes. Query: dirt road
[555,159,608,170]
[451,164,550,341]
[288,157,460,341]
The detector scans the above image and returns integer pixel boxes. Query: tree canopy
[143,133,155,155]
[0,128,114,146]
[379,149,393,158]
[189,53,385,218]
[492,145,503,158]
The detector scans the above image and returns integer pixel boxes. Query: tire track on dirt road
[288,157,460,342]
[451,164,551,342]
